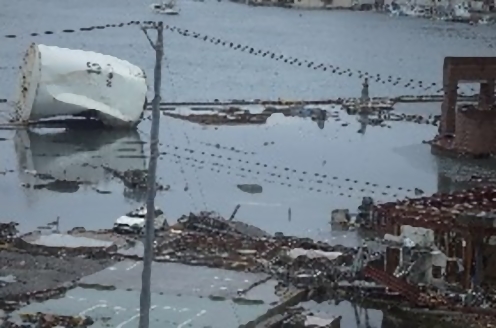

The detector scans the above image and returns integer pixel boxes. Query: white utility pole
[139,21,164,328]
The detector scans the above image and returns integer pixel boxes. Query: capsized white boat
[14,43,147,128]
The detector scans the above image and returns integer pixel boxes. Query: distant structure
[431,57,496,157]
[361,78,370,103]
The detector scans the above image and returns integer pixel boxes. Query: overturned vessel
[14,43,148,128]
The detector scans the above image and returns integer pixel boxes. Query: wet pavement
[7,261,275,328]
[2,1,496,327]
[0,250,111,300]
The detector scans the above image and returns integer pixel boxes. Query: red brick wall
[454,106,496,155]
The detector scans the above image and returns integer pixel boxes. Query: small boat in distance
[150,0,180,15]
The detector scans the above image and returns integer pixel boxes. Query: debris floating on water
[237,183,263,194]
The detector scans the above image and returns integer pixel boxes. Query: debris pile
[177,211,270,238]
[163,103,439,129]
[0,222,19,243]
[356,197,374,225]
[330,197,375,229]
[164,107,269,125]
[160,212,359,288]
[5,313,94,328]
[31,179,83,193]
[103,167,165,191]
[269,251,354,289]
[342,98,394,114]
[372,186,496,231]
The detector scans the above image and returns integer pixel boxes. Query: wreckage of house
[369,186,496,291]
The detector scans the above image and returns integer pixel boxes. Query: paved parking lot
[8,261,274,328]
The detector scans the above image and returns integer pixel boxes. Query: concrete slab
[23,233,114,248]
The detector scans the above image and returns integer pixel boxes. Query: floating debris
[237,184,263,194]
[103,167,165,191]
[32,179,82,193]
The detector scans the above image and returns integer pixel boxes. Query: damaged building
[432,57,496,157]
[367,186,496,298]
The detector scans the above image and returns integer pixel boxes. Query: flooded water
[0,108,440,246]
[2,1,496,327]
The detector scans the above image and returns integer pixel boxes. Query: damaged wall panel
[14,43,148,128]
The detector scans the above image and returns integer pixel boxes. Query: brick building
[432,57,496,157]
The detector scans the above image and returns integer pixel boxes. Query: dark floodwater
[1,2,496,327]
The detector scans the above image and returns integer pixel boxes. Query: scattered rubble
[19,171,85,193]
[0,222,18,243]
[162,103,438,129]
[103,167,165,191]
[3,198,496,327]
[372,186,496,232]
[4,313,94,328]
[157,212,359,290]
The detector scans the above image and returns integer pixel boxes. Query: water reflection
[303,300,383,328]
[357,108,370,134]
[14,128,146,195]
[289,106,328,130]
[357,79,370,135]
